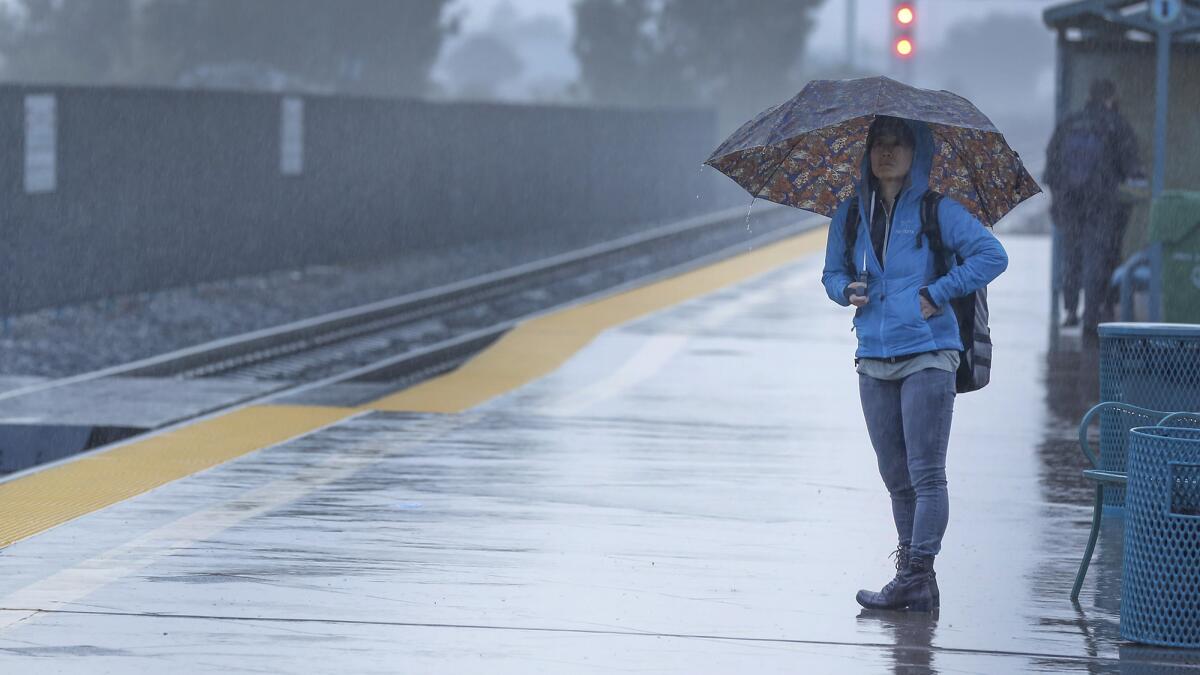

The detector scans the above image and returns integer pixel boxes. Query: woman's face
[870,133,914,182]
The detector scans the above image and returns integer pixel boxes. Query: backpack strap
[842,195,861,274]
[918,190,948,276]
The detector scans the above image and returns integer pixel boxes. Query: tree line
[0,0,455,97]
[573,0,824,131]
[0,0,825,125]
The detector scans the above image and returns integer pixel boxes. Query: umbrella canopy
[705,76,1041,227]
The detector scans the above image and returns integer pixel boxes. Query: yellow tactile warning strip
[0,227,825,548]
[367,227,827,413]
[0,405,355,548]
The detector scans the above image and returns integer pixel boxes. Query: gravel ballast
[0,210,799,378]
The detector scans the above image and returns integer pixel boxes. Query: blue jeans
[859,368,956,559]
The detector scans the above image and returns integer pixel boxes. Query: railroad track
[0,204,821,409]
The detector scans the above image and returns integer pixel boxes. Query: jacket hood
[855,117,934,221]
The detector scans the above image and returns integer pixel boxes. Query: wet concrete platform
[0,235,1194,672]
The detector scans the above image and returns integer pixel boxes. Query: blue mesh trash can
[1122,426,1200,647]
[1099,324,1200,509]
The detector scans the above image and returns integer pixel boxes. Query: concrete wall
[0,85,740,314]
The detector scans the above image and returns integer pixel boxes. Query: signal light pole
[892,1,916,83]
[846,0,857,70]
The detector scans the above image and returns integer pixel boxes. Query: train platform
[0,231,1183,673]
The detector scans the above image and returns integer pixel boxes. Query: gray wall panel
[0,86,739,314]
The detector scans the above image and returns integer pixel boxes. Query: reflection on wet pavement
[856,610,938,674]
[0,236,1199,672]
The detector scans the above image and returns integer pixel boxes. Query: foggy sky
[444,0,1065,111]
[455,0,1060,65]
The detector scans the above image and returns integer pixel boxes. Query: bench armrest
[1161,412,1200,428]
[1078,402,1170,469]
[1083,469,1128,485]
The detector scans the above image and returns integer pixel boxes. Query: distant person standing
[1044,78,1144,338]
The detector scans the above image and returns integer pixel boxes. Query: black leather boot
[856,555,937,612]
[894,546,939,608]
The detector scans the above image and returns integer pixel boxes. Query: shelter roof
[1044,0,1200,39]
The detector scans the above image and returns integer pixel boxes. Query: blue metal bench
[1110,245,1162,322]
[1071,402,1200,601]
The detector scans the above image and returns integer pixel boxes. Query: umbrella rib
[749,135,806,203]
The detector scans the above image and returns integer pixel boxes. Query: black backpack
[1056,118,1108,192]
[844,191,992,394]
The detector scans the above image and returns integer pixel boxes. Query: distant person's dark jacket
[1044,101,1143,204]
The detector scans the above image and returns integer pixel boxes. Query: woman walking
[821,116,1008,611]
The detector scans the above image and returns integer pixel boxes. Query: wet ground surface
[0,235,1195,672]
[0,209,813,477]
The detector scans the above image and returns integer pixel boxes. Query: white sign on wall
[24,94,57,194]
[280,97,304,176]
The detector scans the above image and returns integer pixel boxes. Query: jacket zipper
[877,191,904,356]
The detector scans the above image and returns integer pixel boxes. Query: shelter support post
[1153,28,1171,197]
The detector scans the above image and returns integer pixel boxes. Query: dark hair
[1088,78,1117,104]
[866,115,915,151]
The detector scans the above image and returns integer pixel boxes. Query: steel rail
[0,204,816,406]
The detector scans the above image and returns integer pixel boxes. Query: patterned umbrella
[704,76,1041,226]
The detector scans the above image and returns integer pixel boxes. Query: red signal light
[891,2,917,62]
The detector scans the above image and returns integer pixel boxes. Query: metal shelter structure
[1043,0,1200,343]
[1046,1,1200,196]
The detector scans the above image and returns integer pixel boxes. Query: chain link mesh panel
[1099,326,1200,508]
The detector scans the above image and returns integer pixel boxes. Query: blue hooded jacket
[821,119,1009,359]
